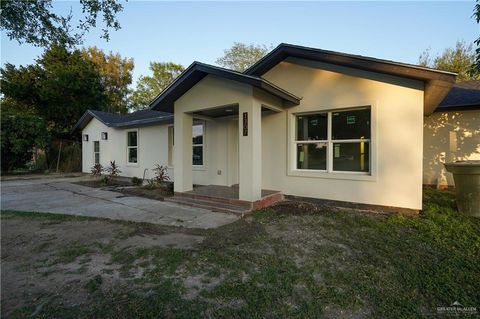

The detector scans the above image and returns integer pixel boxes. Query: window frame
[126,129,139,166]
[192,122,205,168]
[289,104,376,181]
[295,112,329,172]
[93,141,100,165]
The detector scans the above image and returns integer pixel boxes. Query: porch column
[238,100,262,201]
[174,111,193,193]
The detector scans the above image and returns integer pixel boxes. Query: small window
[83,134,89,141]
[193,124,204,166]
[101,132,108,140]
[127,131,138,164]
[295,107,371,173]
[93,141,100,164]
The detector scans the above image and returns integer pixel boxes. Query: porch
[165,184,284,216]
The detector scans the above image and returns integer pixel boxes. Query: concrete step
[164,196,250,216]
[175,192,253,210]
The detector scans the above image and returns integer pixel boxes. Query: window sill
[288,169,376,181]
[126,163,139,167]
[193,166,207,171]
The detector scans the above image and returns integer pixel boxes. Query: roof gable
[149,62,300,113]
[245,43,457,114]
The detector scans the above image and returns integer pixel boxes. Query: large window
[192,124,204,166]
[127,131,138,164]
[94,141,100,164]
[295,107,371,173]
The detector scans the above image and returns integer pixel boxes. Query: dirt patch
[0,217,202,317]
[1,218,129,316]
[119,233,205,250]
[270,200,333,215]
[182,273,225,300]
[74,179,132,188]
[74,180,173,201]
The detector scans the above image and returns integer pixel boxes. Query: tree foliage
[215,42,272,72]
[1,111,50,172]
[0,0,123,47]
[82,46,134,114]
[130,62,184,110]
[472,0,480,77]
[1,44,107,135]
[419,40,478,82]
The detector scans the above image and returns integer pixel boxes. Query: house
[423,81,480,187]
[74,43,459,212]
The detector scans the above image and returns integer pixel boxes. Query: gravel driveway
[1,176,238,229]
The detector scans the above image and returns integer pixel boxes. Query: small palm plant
[151,164,170,188]
[91,163,104,177]
[103,161,122,185]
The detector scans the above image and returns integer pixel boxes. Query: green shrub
[103,161,121,185]
[91,164,104,177]
[1,111,50,172]
[164,181,174,194]
[131,177,143,186]
[152,164,170,184]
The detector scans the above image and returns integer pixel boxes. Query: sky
[1,1,478,86]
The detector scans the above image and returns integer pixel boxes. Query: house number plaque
[243,112,248,136]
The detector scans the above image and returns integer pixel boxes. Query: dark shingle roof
[436,81,480,112]
[72,109,173,132]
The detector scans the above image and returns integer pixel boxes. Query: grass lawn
[1,189,479,318]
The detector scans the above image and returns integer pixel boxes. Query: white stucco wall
[81,116,239,186]
[261,59,425,210]
[423,109,480,186]
[173,74,284,200]
[82,119,171,180]
[82,58,426,209]
[189,118,238,186]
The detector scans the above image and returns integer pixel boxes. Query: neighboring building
[74,43,458,211]
[423,81,480,187]
[74,109,174,179]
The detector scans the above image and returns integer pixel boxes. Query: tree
[1,111,50,172]
[215,42,272,72]
[1,44,107,135]
[82,47,134,114]
[130,62,184,110]
[471,0,480,77]
[419,40,478,82]
[0,0,123,47]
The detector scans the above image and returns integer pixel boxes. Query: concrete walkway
[1,176,239,229]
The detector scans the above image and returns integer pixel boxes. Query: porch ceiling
[193,105,275,119]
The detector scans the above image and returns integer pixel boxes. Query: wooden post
[56,141,62,173]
